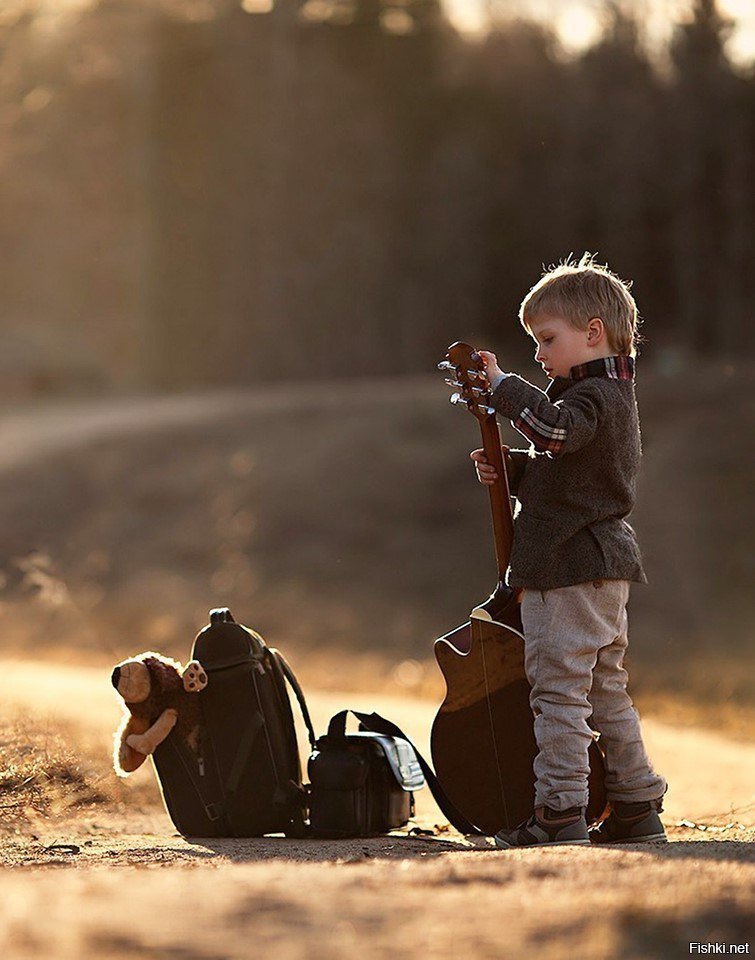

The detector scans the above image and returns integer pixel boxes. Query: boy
[471,254,667,848]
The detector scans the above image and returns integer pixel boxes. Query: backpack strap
[271,649,317,749]
[161,735,231,834]
[345,709,485,836]
[225,709,266,794]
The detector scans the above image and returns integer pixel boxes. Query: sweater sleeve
[490,375,604,457]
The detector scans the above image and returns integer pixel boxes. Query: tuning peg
[446,379,486,396]
[437,361,455,371]
[450,394,494,416]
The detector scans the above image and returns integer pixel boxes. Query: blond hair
[519,253,641,357]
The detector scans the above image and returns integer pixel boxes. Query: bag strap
[225,710,266,794]
[162,736,230,833]
[343,709,485,836]
[271,649,317,749]
[326,709,350,740]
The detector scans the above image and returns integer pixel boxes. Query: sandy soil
[1,659,753,960]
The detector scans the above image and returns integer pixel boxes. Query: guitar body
[431,610,535,834]
[431,588,607,833]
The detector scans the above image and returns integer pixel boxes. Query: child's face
[528,315,604,379]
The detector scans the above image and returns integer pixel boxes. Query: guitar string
[484,416,511,830]
[479,625,510,829]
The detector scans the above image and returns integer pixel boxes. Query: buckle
[204,802,224,822]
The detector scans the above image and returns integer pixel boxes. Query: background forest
[0,0,752,391]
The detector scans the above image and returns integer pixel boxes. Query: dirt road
[1,659,753,959]
[0,378,435,473]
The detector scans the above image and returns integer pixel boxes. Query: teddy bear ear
[182,660,208,693]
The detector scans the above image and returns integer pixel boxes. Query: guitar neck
[478,413,515,582]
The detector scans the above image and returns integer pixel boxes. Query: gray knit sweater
[489,355,646,591]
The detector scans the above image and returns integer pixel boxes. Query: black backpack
[152,608,316,838]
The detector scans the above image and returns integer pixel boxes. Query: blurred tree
[668,0,750,353]
[0,0,753,391]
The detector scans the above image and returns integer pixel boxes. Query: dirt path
[1,659,753,959]
[0,378,436,472]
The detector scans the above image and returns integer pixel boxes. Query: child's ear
[587,317,605,344]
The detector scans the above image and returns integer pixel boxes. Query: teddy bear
[111,652,208,776]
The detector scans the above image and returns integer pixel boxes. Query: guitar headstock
[438,341,493,421]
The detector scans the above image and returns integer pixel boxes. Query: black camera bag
[308,710,425,837]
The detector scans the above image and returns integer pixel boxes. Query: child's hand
[471,445,512,485]
[471,448,498,485]
[476,350,504,385]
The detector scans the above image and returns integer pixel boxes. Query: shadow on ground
[175,833,474,863]
[185,837,755,866]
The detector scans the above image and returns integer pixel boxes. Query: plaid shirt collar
[569,355,635,381]
[545,355,634,400]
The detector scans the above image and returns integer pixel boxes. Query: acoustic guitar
[429,341,607,833]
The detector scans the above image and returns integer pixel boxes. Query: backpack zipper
[198,725,210,776]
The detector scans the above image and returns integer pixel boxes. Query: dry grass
[0,716,107,830]
[0,712,157,833]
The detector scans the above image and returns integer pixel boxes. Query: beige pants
[521,580,667,811]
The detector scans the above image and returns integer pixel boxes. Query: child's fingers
[471,451,497,476]
[475,465,498,481]
[476,350,498,373]
[471,448,499,483]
